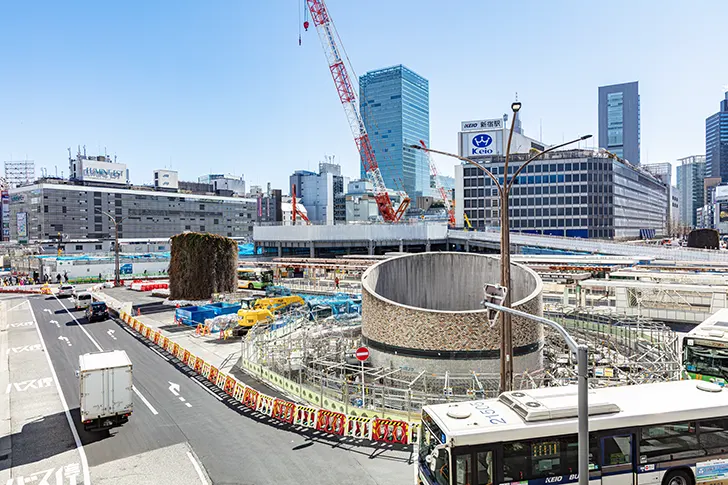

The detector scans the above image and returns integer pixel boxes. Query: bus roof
[687,308,728,341]
[423,380,728,447]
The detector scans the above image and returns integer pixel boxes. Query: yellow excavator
[232,295,305,336]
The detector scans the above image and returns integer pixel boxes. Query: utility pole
[96,209,126,286]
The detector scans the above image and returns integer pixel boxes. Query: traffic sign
[355,346,369,362]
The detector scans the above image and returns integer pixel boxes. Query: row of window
[463,161,613,178]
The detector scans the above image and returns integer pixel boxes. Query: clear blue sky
[1,1,726,190]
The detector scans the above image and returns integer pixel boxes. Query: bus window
[639,422,700,463]
[475,451,492,485]
[503,442,528,482]
[602,435,632,466]
[699,418,728,452]
[530,439,561,477]
[455,453,471,485]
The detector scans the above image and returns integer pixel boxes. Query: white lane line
[6,300,30,312]
[132,385,159,415]
[29,299,93,485]
[186,451,208,485]
[54,295,160,417]
[150,346,170,361]
[185,402,192,408]
[189,376,223,401]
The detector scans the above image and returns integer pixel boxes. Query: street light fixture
[410,102,591,392]
[95,208,127,286]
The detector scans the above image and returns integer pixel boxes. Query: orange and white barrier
[242,387,260,410]
[258,394,275,416]
[295,406,318,428]
[346,416,372,440]
[372,418,409,444]
[272,399,296,424]
[316,410,345,436]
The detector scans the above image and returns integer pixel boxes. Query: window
[455,454,472,485]
[95,244,102,250]
[75,245,83,250]
[476,451,492,485]
[602,435,631,466]
[699,419,728,452]
[504,436,599,483]
[639,422,700,463]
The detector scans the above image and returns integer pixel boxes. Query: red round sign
[355,346,370,362]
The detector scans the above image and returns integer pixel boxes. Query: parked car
[73,291,93,310]
[85,301,109,322]
[58,285,75,298]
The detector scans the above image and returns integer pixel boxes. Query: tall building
[198,173,245,196]
[289,162,348,224]
[676,155,706,227]
[644,162,679,233]
[4,160,35,188]
[706,92,728,181]
[455,149,667,239]
[359,65,430,198]
[598,81,640,165]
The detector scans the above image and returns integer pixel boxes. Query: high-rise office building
[676,155,706,227]
[289,162,348,224]
[706,92,728,181]
[359,65,430,198]
[598,81,640,165]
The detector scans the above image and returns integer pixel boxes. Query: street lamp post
[96,209,126,286]
[411,103,591,392]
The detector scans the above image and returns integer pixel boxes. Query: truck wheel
[663,470,694,485]
[248,283,254,289]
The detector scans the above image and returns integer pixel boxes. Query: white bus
[417,380,728,485]
[684,309,728,385]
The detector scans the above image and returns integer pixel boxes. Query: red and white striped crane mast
[304,0,404,223]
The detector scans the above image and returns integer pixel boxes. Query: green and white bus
[418,379,728,485]
[684,309,728,385]
[237,268,274,290]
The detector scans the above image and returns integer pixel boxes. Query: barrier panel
[161,337,170,351]
[144,326,153,340]
[232,383,246,401]
[272,399,296,424]
[242,387,260,410]
[182,349,191,364]
[223,376,236,394]
[152,331,162,345]
[257,394,275,416]
[171,342,180,357]
[201,362,211,379]
[346,416,372,440]
[408,422,420,445]
[371,418,409,445]
[208,366,219,384]
[316,410,345,436]
[193,357,204,374]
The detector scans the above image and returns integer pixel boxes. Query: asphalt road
[29,295,412,485]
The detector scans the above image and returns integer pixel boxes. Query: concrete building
[706,92,728,181]
[359,65,430,197]
[676,155,706,227]
[643,162,680,234]
[458,117,545,159]
[289,162,348,224]
[7,180,258,242]
[69,149,129,186]
[454,149,667,239]
[198,173,245,196]
[153,169,179,191]
[4,160,35,188]
[345,179,377,223]
[599,81,640,165]
[280,200,308,226]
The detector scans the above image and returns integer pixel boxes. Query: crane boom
[419,140,455,227]
[305,0,403,223]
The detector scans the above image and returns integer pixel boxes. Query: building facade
[706,92,728,181]
[643,162,680,233]
[359,65,430,198]
[198,173,246,196]
[598,81,640,165]
[289,162,348,224]
[676,155,706,227]
[458,117,545,159]
[4,160,35,188]
[7,181,258,242]
[455,149,666,239]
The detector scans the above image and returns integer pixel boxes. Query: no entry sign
[355,346,370,362]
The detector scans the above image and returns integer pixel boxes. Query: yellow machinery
[463,212,473,230]
[234,295,305,336]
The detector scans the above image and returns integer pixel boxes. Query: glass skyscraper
[706,92,728,181]
[676,155,706,227]
[359,65,430,198]
[598,82,640,165]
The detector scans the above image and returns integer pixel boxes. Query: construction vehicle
[303,0,409,222]
[463,212,473,230]
[233,295,305,336]
[420,140,455,227]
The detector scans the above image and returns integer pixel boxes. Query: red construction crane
[304,0,409,223]
[291,184,311,225]
[420,140,455,227]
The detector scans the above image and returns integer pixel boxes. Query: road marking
[58,336,72,347]
[150,346,169,361]
[8,462,81,485]
[132,385,159,415]
[7,300,30,312]
[29,299,92,485]
[186,451,208,485]
[50,319,60,328]
[53,296,160,420]
[9,343,42,353]
[185,402,192,407]
[5,377,54,393]
[189,376,223,401]
[107,329,117,340]
[168,381,180,396]
[10,321,34,327]
[43,308,52,314]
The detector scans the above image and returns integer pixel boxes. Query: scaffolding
[240,304,683,418]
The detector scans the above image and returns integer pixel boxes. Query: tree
[169,232,238,300]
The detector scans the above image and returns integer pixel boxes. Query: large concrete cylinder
[361,252,543,374]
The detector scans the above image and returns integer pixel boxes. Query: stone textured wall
[361,252,543,353]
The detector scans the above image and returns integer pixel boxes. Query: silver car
[58,285,75,298]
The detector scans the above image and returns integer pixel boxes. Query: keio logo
[471,134,494,155]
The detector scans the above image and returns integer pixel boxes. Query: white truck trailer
[78,350,133,432]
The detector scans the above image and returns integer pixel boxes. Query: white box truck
[78,350,133,432]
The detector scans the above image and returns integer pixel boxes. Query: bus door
[597,431,636,485]
[452,447,495,485]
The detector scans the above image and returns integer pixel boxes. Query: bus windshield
[419,412,449,485]
[684,342,728,382]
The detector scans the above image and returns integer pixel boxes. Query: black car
[85,301,109,322]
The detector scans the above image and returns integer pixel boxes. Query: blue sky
[1,1,726,190]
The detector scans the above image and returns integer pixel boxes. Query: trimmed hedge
[169,232,237,300]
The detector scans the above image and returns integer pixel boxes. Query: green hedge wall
[169,232,237,300]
